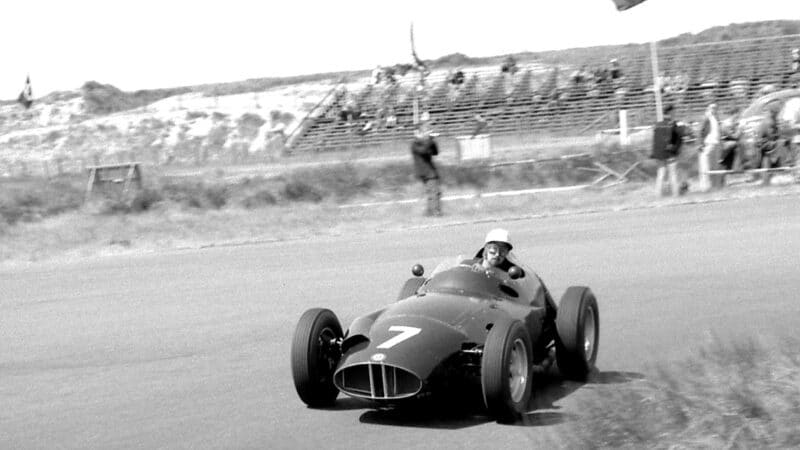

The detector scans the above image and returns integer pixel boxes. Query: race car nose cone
[334,363,422,400]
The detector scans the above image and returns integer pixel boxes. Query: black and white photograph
[2,0,800,448]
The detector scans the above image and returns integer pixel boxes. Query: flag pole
[410,22,419,126]
[650,41,663,121]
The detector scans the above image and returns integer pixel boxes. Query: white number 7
[377,326,421,349]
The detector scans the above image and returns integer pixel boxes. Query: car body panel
[339,313,468,380]
[333,256,557,403]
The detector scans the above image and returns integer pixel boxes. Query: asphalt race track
[3,194,800,449]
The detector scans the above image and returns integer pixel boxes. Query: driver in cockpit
[471,228,514,272]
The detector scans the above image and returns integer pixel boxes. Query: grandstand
[288,34,800,154]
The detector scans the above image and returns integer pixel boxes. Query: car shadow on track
[356,370,644,429]
[512,369,645,427]
[359,406,491,429]
[586,370,646,384]
[529,369,646,409]
[321,397,374,411]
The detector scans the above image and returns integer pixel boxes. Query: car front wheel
[556,286,599,381]
[290,308,343,407]
[481,319,533,422]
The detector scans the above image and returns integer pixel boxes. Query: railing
[4,35,800,176]
[289,63,799,153]
[284,77,346,149]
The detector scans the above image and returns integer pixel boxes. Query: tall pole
[410,22,419,126]
[650,41,663,122]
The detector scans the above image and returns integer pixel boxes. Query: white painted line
[478,185,590,197]
[706,167,798,174]
[340,184,590,208]
[489,153,592,168]
[340,199,420,208]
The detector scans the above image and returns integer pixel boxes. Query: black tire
[556,287,599,381]
[481,319,533,422]
[290,308,343,407]
[397,277,425,301]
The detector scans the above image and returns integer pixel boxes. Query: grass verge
[2,176,798,266]
[0,155,617,228]
[1,151,798,265]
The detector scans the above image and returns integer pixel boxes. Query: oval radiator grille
[334,363,422,400]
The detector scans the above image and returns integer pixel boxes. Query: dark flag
[17,75,33,109]
[612,0,648,11]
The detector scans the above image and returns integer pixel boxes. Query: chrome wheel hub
[583,306,596,361]
[508,338,528,402]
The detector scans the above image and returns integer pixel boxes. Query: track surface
[3,195,800,449]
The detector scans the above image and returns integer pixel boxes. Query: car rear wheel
[397,277,425,301]
[290,308,343,407]
[481,319,532,422]
[556,287,599,381]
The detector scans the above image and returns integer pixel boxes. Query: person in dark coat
[758,108,782,163]
[718,107,742,182]
[651,105,687,196]
[410,123,442,216]
[757,107,784,185]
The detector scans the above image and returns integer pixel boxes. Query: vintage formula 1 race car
[290,253,599,422]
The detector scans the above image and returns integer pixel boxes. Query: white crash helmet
[484,228,512,251]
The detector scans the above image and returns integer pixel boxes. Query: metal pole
[619,109,629,146]
[650,41,664,122]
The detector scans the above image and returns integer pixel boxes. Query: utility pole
[650,41,664,122]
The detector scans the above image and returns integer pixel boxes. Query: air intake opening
[334,363,422,400]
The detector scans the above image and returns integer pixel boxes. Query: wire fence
[0,157,87,178]
[0,129,614,179]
